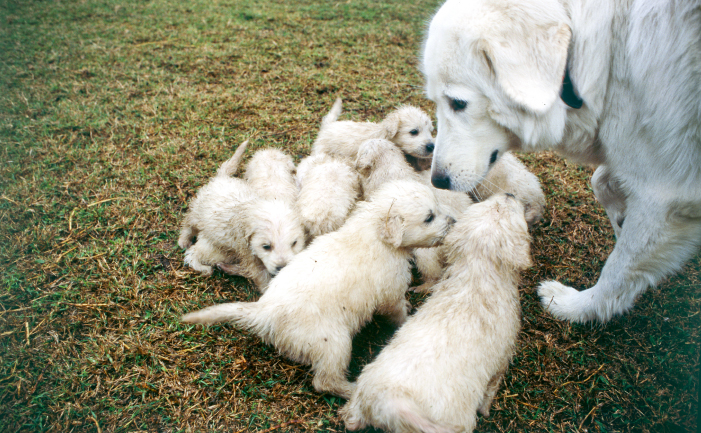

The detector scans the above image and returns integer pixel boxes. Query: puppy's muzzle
[424,142,435,155]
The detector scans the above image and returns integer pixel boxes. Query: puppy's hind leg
[377,298,412,326]
[311,333,355,399]
[478,367,506,417]
[538,196,701,323]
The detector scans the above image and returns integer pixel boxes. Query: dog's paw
[537,281,597,324]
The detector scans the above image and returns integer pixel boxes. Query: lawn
[0,0,698,431]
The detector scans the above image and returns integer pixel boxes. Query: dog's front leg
[538,196,701,323]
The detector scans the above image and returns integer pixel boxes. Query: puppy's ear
[480,23,570,114]
[380,110,400,139]
[355,141,377,175]
[378,214,404,248]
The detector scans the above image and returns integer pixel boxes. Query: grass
[0,0,698,431]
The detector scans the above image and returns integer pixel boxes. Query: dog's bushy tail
[216,140,249,178]
[340,392,461,433]
[321,98,343,128]
[181,301,260,329]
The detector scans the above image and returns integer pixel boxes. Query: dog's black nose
[431,174,451,190]
[275,265,285,273]
[425,142,435,154]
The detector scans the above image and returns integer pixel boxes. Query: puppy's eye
[424,212,435,224]
[263,244,272,251]
[409,129,419,136]
[449,98,468,112]
[292,240,297,247]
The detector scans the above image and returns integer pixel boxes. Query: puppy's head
[244,149,296,181]
[445,193,532,270]
[246,200,306,276]
[381,106,435,159]
[422,0,571,193]
[370,179,455,249]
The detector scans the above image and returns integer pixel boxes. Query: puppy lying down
[341,193,531,433]
[182,179,455,398]
[178,141,305,291]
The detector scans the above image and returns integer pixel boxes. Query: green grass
[0,0,699,431]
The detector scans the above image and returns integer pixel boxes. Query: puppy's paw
[217,263,246,276]
[537,281,596,323]
[410,281,436,294]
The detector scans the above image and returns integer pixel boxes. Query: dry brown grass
[0,0,698,432]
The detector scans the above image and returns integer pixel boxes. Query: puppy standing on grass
[177,141,306,291]
[341,193,532,433]
[182,180,455,399]
[295,153,361,240]
[311,98,435,162]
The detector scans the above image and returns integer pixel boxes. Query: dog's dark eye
[292,240,297,247]
[449,98,468,112]
[489,150,499,165]
[409,128,419,136]
[424,212,435,224]
[263,244,272,251]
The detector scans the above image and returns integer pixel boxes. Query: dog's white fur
[295,153,361,239]
[356,137,543,289]
[243,148,298,205]
[178,142,305,290]
[340,193,531,433]
[423,0,701,322]
[182,180,455,398]
[311,98,436,162]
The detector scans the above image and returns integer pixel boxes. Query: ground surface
[0,0,698,432]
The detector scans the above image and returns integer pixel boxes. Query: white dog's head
[381,106,435,159]
[422,0,571,192]
[445,193,532,270]
[245,200,306,276]
[369,179,455,249]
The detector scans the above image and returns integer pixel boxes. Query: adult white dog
[423,0,701,323]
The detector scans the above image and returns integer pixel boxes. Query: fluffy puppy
[311,98,435,162]
[243,148,297,205]
[340,193,532,433]
[178,142,305,291]
[182,180,455,399]
[295,153,361,239]
[355,138,473,289]
[468,152,546,227]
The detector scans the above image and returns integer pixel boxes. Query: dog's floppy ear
[380,110,400,139]
[378,214,404,248]
[480,23,570,114]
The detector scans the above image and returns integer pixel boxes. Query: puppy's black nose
[275,265,285,273]
[425,142,435,154]
[431,174,451,190]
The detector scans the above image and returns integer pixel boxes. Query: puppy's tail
[321,98,343,128]
[182,301,260,330]
[216,140,249,178]
[341,393,461,433]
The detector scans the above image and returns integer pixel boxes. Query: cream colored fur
[356,138,543,289]
[311,98,435,163]
[340,193,532,433]
[177,142,305,291]
[295,153,361,240]
[423,0,701,322]
[243,148,298,205]
[182,179,455,399]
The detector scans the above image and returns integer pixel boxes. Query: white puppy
[356,138,543,289]
[295,153,361,239]
[182,180,455,399]
[178,142,305,290]
[311,98,435,162]
[340,193,532,433]
[243,148,298,205]
[423,0,701,322]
